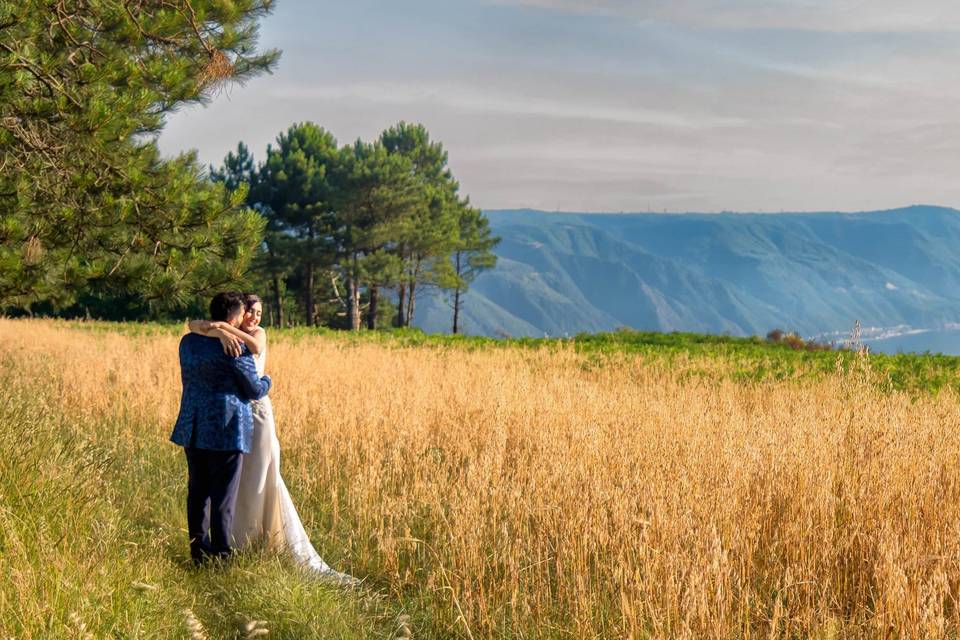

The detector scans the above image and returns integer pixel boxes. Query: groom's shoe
[191,548,213,566]
[190,541,213,566]
[190,531,217,564]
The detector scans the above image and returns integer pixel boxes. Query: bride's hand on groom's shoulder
[218,333,243,358]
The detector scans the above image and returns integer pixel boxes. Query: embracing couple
[169,291,357,586]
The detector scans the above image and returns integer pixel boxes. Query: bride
[189,294,358,586]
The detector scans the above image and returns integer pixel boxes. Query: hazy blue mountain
[413,205,960,354]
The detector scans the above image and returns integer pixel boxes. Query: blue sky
[159,0,960,212]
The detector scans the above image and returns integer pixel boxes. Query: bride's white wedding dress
[232,340,357,586]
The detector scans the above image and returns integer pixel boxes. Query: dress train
[232,349,357,586]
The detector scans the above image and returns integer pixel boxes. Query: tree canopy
[0,0,278,313]
[218,121,499,332]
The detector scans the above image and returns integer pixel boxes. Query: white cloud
[495,0,960,32]
[271,82,750,130]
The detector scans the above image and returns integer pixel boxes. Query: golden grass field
[7,318,960,638]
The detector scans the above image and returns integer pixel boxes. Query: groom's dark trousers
[185,447,243,561]
[170,333,272,564]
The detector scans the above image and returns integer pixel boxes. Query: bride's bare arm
[187,319,216,336]
[189,319,266,355]
[218,323,266,355]
[187,319,244,357]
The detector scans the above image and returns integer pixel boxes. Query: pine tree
[380,122,460,327]
[210,142,256,193]
[335,139,419,331]
[253,123,340,326]
[448,204,499,334]
[0,0,278,311]
[209,141,291,327]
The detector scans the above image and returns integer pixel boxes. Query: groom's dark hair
[210,291,245,322]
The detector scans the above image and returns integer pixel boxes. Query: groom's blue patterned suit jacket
[170,333,271,454]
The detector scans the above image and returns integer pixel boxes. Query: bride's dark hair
[243,293,262,311]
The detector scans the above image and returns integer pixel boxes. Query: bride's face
[242,302,263,333]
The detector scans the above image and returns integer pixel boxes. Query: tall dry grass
[0,322,389,639]
[7,318,960,638]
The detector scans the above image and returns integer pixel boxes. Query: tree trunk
[347,277,361,331]
[304,261,315,326]
[452,251,463,334]
[453,287,462,334]
[304,224,317,326]
[405,281,417,327]
[396,283,406,328]
[272,272,284,328]
[367,285,378,330]
[348,254,361,331]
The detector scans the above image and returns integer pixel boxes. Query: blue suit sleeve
[228,353,272,400]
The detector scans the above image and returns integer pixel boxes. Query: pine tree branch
[0,43,84,109]
[0,16,19,31]
[122,2,180,46]
[54,1,105,60]
[180,0,215,55]
[329,275,348,309]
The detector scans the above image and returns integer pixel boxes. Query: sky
[158,0,960,213]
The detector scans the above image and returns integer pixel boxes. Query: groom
[170,291,272,564]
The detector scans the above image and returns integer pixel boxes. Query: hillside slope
[414,206,960,352]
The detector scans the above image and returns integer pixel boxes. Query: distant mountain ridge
[412,205,960,354]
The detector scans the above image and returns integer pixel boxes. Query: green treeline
[0,0,497,331]
[212,122,499,331]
